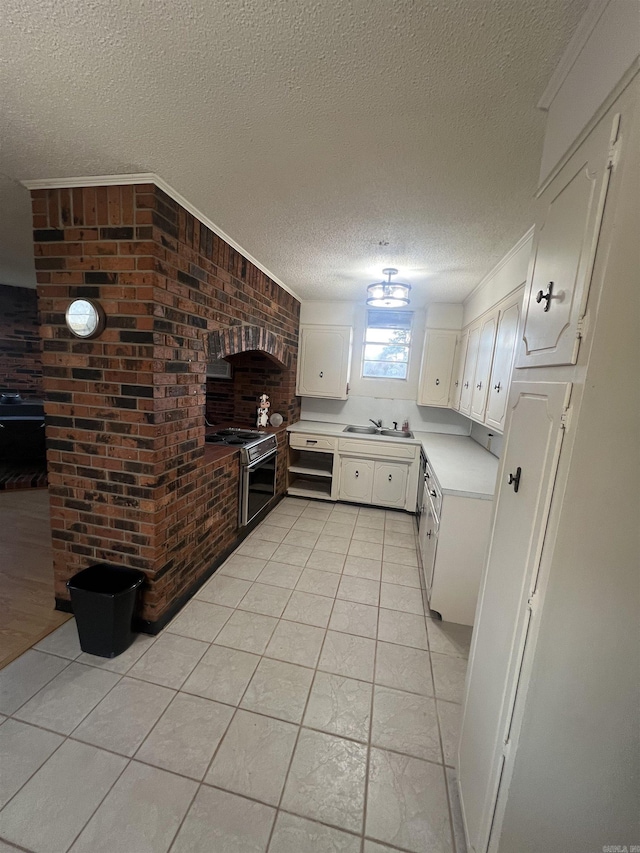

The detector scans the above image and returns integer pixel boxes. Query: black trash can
[67,564,145,658]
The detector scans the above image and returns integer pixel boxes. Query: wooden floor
[0,489,69,669]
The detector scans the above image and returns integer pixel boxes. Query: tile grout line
[2,497,454,853]
[265,555,344,852]
[420,523,460,853]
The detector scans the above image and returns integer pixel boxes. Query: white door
[372,462,408,508]
[516,113,621,368]
[459,324,480,416]
[470,312,498,422]
[485,298,521,431]
[296,326,352,398]
[417,330,457,407]
[458,381,571,853]
[338,458,373,503]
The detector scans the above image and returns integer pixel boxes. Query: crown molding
[537,0,609,111]
[463,226,535,307]
[20,172,301,302]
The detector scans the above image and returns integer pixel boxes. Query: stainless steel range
[205,428,278,525]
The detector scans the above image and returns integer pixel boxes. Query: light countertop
[288,420,499,500]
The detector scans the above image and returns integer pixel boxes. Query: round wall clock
[65,299,106,339]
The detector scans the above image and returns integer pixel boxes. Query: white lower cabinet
[371,462,408,508]
[339,458,409,508]
[338,458,374,503]
[288,433,419,511]
[418,464,493,626]
[418,486,439,595]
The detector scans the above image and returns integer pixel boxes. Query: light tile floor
[0,497,471,853]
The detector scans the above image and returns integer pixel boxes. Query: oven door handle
[246,448,278,471]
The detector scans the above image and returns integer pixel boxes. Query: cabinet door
[516,113,621,368]
[296,326,352,399]
[420,496,439,597]
[338,458,373,503]
[417,330,457,407]
[459,323,480,416]
[485,296,521,431]
[458,381,571,853]
[372,462,408,508]
[470,313,498,422]
[451,331,467,411]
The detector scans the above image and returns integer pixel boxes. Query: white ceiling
[0,0,588,305]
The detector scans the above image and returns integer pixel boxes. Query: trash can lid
[67,564,145,596]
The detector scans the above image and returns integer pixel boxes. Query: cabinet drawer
[290,434,337,451]
[424,463,442,518]
[337,438,417,460]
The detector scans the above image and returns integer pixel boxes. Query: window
[362,309,413,379]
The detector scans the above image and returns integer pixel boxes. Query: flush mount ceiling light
[366,268,411,308]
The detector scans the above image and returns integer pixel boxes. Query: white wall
[462,230,532,327]
[538,0,640,182]
[299,300,470,435]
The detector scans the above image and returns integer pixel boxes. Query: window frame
[361,309,413,381]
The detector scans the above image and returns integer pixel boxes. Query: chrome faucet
[369,418,383,429]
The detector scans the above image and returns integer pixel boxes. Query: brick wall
[205,376,234,425]
[33,183,300,628]
[0,283,43,395]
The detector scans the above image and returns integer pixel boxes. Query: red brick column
[32,183,300,629]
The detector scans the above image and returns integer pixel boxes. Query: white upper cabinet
[470,313,498,421]
[517,112,621,368]
[451,330,467,411]
[485,293,522,431]
[296,325,352,399]
[417,329,458,407]
[459,323,480,416]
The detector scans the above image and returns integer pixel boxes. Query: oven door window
[246,453,277,524]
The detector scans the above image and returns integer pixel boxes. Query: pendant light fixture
[366,268,411,308]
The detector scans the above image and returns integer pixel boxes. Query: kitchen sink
[342,425,414,439]
[343,425,378,434]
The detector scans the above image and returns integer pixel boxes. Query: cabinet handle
[426,530,432,539]
[429,489,437,498]
[306,440,317,444]
[508,466,522,493]
[494,382,502,393]
[454,380,459,387]
[536,281,554,312]
[355,471,359,478]
[388,474,393,481]
[425,471,430,479]
[435,378,440,386]
[464,381,469,389]
[319,371,324,378]
[476,381,482,390]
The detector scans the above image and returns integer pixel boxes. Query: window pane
[363,360,408,379]
[365,328,411,345]
[364,344,409,363]
[367,309,413,330]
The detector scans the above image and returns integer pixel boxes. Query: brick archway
[209,325,290,367]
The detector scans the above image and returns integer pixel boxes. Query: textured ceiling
[0,0,588,304]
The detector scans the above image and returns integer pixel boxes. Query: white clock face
[66,299,103,338]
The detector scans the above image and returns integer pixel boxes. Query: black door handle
[508,467,522,493]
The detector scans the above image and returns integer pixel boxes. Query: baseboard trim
[54,495,283,635]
